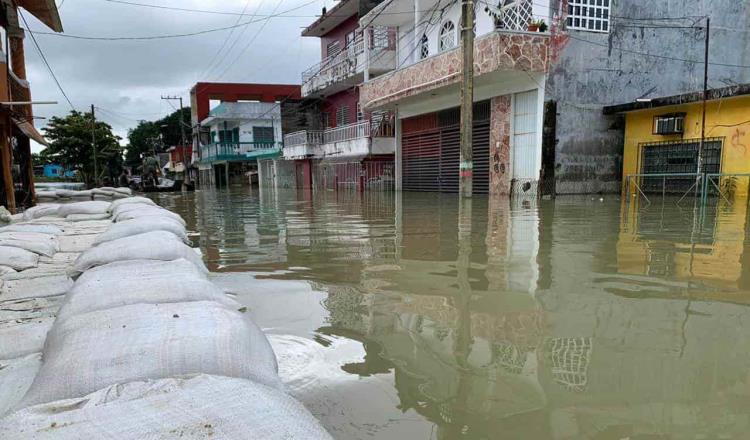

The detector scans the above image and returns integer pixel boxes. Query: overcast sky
[24,0,332,152]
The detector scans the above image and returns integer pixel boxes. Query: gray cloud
[25,0,325,152]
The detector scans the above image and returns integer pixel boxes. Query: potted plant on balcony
[527,19,547,32]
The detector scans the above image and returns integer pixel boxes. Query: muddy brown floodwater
[150,187,750,440]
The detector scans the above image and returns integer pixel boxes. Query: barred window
[336,106,350,126]
[419,34,429,59]
[566,0,610,33]
[439,21,456,52]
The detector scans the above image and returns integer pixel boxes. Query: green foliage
[125,107,190,167]
[41,110,123,186]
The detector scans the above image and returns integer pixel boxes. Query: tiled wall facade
[489,95,512,197]
[361,32,549,110]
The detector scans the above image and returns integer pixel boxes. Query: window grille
[252,126,275,143]
[439,21,456,52]
[653,114,685,135]
[327,40,341,58]
[489,0,533,31]
[336,106,350,126]
[566,0,610,33]
[419,34,429,59]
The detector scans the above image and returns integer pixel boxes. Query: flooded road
[151,187,750,439]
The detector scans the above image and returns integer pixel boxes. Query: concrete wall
[547,0,750,194]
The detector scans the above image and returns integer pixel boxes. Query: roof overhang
[13,117,47,145]
[17,0,63,32]
[302,0,358,37]
[603,83,750,115]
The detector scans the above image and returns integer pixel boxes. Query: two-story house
[359,0,551,196]
[282,0,398,192]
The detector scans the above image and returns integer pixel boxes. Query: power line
[18,11,75,110]
[198,0,255,80]
[23,0,319,41]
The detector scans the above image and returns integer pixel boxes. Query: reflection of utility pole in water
[439,196,474,438]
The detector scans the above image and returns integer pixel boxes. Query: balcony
[360,29,549,111]
[301,27,397,98]
[283,117,395,160]
[199,141,282,163]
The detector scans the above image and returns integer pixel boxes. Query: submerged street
[151,188,750,439]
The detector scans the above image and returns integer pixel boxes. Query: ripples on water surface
[152,187,750,440]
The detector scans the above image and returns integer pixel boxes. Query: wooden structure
[0,0,62,213]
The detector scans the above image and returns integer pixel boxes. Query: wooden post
[459,0,475,198]
[10,34,35,206]
[0,117,15,213]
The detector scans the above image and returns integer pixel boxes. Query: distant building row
[189,0,750,197]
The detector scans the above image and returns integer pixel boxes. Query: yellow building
[605,84,750,196]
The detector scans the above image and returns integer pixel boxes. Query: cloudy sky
[24,0,332,152]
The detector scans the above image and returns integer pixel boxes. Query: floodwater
[152,187,750,440]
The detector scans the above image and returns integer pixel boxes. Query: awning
[244,147,281,161]
[12,118,48,146]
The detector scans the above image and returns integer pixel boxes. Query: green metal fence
[199,142,281,163]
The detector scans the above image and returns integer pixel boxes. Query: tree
[41,110,123,186]
[125,107,190,168]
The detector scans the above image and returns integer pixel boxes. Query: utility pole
[161,95,190,186]
[459,0,475,198]
[91,104,98,187]
[697,17,710,177]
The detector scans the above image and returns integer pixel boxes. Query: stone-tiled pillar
[489,95,512,197]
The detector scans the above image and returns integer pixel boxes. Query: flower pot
[527,24,539,32]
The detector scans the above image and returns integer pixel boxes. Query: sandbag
[113,187,132,195]
[70,231,205,276]
[57,273,237,322]
[0,207,10,223]
[21,205,61,221]
[74,259,207,287]
[113,208,186,226]
[0,353,41,418]
[56,201,110,217]
[0,224,63,235]
[53,190,77,198]
[93,217,188,245]
[0,246,39,271]
[0,274,73,301]
[0,235,58,257]
[0,318,54,360]
[108,196,155,211]
[2,374,332,440]
[34,191,58,200]
[20,301,280,408]
[65,213,110,221]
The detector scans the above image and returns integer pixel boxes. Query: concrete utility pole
[697,17,710,176]
[91,104,98,187]
[459,0,475,198]
[161,95,190,185]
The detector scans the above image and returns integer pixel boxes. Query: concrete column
[395,108,402,191]
[9,36,26,81]
[225,162,229,187]
[489,95,512,198]
[0,117,15,213]
[364,27,370,82]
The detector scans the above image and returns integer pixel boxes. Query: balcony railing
[283,116,395,149]
[301,26,396,96]
[199,141,281,162]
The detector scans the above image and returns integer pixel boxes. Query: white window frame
[566,0,610,33]
[439,20,456,52]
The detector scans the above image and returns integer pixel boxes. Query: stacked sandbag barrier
[0,198,332,439]
[36,186,132,203]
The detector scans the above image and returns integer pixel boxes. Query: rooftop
[603,83,750,115]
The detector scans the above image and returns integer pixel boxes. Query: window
[253,126,275,144]
[439,21,456,52]
[356,102,364,121]
[653,113,685,135]
[322,113,330,128]
[566,0,610,33]
[336,106,350,126]
[419,34,429,59]
[640,138,722,192]
[327,40,341,58]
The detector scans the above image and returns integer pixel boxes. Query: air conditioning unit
[653,113,685,135]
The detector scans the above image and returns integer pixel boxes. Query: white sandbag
[21,204,61,221]
[56,201,110,217]
[91,188,114,196]
[69,231,206,276]
[113,187,132,195]
[0,236,58,257]
[74,259,206,287]
[0,207,10,223]
[0,353,41,418]
[110,202,167,217]
[0,274,72,301]
[2,374,332,440]
[57,275,239,322]
[21,301,280,408]
[94,217,188,245]
[34,191,58,200]
[0,266,16,277]
[0,318,53,360]
[0,246,39,271]
[114,208,186,226]
[111,192,130,199]
[108,196,155,211]
[69,189,93,198]
[53,189,77,198]
[65,213,110,221]
[0,224,63,235]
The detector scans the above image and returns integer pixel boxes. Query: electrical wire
[18,11,75,110]
[198,0,255,80]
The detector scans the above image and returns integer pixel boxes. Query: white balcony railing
[284,116,395,149]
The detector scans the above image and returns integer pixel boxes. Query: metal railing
[199,141,281,162]
[283,130,324,148]
[284,117,395,148]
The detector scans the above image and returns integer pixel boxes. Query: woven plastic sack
[0,234,58,257]
[114,208,186,226]
[0,353,41,418]
[113,187,132,195]
[94,217,187,245]
[53,190,77,198]
[2,374,332,440]
[0,224,63,235]
[108,196,155,211]
[34,191,58,200]
[69,231,206,276]
[0,246,38,270]
[65,213,110,221]
[56,201,111,217]
[75,259,206,285]
[0,318,54,360]
[21,204,61,220]
[20,301,280,408]
[57,269,237,322]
